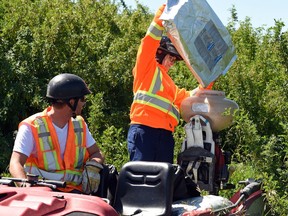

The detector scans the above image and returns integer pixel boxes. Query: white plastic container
[180,89,239,132]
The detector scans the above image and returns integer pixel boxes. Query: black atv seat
[113,161,174,216]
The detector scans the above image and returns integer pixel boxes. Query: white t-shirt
[13,122,96,159]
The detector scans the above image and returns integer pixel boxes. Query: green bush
[0,0,287,214]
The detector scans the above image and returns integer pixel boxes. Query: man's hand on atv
[82,160,103,195]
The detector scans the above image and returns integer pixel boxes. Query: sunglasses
[168,55,177,63]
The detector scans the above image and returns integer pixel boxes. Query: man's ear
[68,98,75,106]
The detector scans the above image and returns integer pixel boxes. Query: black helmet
[46,73,91,100]
[156,36,183,64]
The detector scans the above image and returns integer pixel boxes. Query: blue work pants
[127,124,175,163]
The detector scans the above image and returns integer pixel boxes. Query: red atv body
[0,185,118,216]
[0,164,264,216]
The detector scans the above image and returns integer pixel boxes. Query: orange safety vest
[22,107,89,192]
[129,8,191,132]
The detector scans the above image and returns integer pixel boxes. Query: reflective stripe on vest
[134,68,180,123]
[150,67,163,94]
[72,118,85,169]
[25,166,82,185]
[146,21,163,40]
[26,116,85,185]
[34,117,60,171]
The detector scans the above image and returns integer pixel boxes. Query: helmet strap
[65,98,79,119]
[156,49,167,64]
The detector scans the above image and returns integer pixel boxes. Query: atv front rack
[0,174,66,189]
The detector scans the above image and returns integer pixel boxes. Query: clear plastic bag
[160,0,237,87]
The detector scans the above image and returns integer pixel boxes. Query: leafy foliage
[0,0,287,214]
[214,12,288,214]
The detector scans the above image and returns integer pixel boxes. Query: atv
[0,90,265,215]
[0,159,265,216]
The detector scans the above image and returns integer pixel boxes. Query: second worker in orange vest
[127,4,196,163]
[9,73,105,194]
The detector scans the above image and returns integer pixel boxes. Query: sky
[123,0,288,31]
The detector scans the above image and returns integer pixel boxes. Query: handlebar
[0,175,66,189]
[212,178,262,214]
[238,178,262,185]
[41,179,66,188]
[240,182,261,198]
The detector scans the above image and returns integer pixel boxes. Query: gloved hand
[190,87,200,96]
[153,4,166,27]
[190,81,215,96]
[199,81,214,90]
[82,160,103,195]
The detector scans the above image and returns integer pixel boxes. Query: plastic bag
[160,0,237,87]
[172,195,233,215]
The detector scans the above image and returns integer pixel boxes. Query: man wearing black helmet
[9,73,104,194]
[127,4,196,163]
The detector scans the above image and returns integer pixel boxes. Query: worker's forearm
[9,164,29,187]
[89,151,104,164]
[9,163,27,179]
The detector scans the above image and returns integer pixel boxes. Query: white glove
[190,87,200,96]
[82,160,103,194]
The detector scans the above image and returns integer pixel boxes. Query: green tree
[0,0,150,171]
